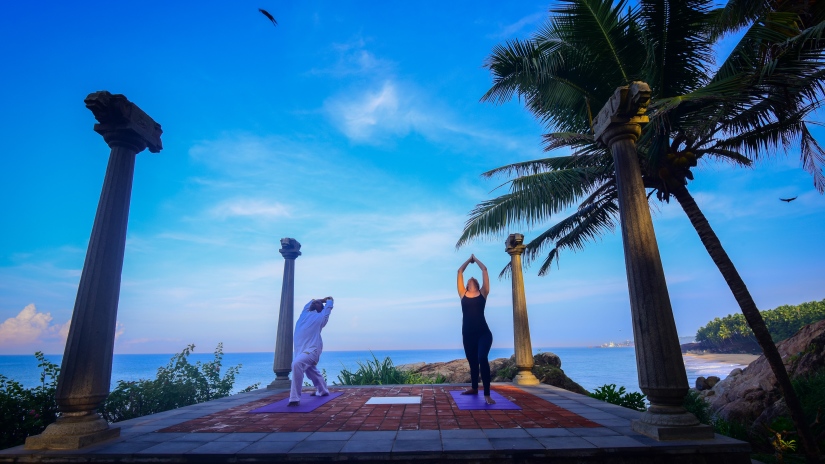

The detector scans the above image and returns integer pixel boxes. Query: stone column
[593,82,711,440]
[506,233,540,386]
[268,238,302,389]
[26,92,162,450]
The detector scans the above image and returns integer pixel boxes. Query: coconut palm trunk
[670,184,820,462]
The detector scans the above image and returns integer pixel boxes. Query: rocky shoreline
[691,319,825,428]
[398,352,588,395]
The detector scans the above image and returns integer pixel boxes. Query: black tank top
[461,295,491,335]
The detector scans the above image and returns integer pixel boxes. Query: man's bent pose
[289,297,333,406]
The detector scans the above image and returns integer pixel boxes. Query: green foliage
[682,389,712,425]
[334,354,446,386]
[496,364,518,380]
[589,384,647,412]
[304,369,328,387]
[695,299,825,349]
[711,416,751,442]
[696,370,825,463]
[0,352,60,449]
[101,343,258,423]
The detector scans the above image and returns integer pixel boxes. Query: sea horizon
[0,346,749,396]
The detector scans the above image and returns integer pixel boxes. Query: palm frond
[456,165,612,248]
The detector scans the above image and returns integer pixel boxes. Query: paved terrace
[1,383,751,463]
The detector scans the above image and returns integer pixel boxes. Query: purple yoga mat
[449,390,521,410]
[249,391,343,413]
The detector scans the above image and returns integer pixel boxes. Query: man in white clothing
[288,296,334,406]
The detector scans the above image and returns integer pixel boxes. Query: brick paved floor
[161,385,599,433]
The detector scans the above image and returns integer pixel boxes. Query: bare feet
[287,401,300,407]
[484,396,496,405]
[460,388,478,395]
[313,392,330,397]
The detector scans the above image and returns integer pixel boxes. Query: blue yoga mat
[249,391,343,413]
[449,390,521,410]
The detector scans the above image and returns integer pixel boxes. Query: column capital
[505,233,526,256]
[85,91,163,153]
[593,81,650,147]
[279,237,302,259]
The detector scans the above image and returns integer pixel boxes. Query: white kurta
[293,299,333,357]
[290,298,333,402]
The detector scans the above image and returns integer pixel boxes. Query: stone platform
[0,383,751,463]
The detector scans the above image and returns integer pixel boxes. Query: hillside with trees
[688,299,825,353]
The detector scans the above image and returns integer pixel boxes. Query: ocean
[0,347,748,395]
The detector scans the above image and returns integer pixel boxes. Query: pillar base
[25,412,119,450]
[513,370,540,386]
[632,408,714,440]
[267,378,291,390]
[632,419,714,441]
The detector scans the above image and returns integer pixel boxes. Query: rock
[399,352,587,395]
[533,352,562,369]
[397,358,509,383]
[494,353,587,395]
[705,376,720,388]
[695,376,708,391]
[706,319,825,426]
[397,362,424,372]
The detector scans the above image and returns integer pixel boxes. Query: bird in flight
[779,196,798,203]
[259,8,277,26]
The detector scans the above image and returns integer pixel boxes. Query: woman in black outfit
[457,254,495,405]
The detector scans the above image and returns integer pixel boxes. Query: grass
[334,353,446,385]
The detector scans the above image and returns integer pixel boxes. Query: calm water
[0,347,748,395]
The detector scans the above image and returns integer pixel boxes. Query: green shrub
[335,354,446,385]
[0,352,60,449]
[711,415,751,442]
[101,343,258,422]
[1,344,255,449]
[682,389,712,424]
[589,384,646,411]
[304,369,328,387]
[696,371,825,463]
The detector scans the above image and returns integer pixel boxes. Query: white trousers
[290,350,329,402]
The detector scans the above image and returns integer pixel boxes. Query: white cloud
[0,304,71,353]
[210,198,291,220]
[324,80,538,155]
[324,81,418,142]
[309,36,394,77]
[489,12,545,38]
[0,304,129,354]
[0,304,53,345]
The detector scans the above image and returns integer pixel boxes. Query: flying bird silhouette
[779,196,798,203]
[259,8,277,26]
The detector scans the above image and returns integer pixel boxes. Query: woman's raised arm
[457,256,472,298]
[474,255,490,298]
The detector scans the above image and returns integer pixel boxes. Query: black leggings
[462,330,493,396]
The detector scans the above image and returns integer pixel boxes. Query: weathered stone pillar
[506,233,540,386]
[268,238,301,389]
[26,92,162,450]
[593,82,711,440]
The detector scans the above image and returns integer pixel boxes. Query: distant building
[598,340,634,348]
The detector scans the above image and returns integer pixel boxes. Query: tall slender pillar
[26,92,162,450]
[506,234,540,386]
[268,238,301,389]
[593,82,711,440]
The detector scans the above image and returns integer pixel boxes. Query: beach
[683,352,759,366]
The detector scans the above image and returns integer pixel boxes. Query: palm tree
[459,0,823,460]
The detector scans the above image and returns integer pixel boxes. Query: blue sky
[1,1,823,355]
